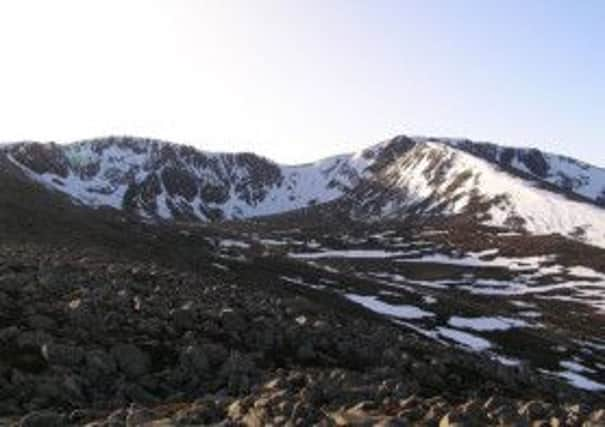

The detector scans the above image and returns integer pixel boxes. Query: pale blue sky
[0,0,602,165]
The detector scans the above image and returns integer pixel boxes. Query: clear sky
[0,0,602,166]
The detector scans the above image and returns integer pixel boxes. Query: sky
[0,0,602,166]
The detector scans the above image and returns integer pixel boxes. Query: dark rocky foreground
[0,240,603,427]
[0,168,603,426]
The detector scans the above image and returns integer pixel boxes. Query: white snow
[289,249,414,259]
[436,327,492,351]
[345,294,435,319]
[492,355,522,366]
[448,316,528,331]
[396,252,555,271]
[554,370,605,392]
[219,239,251,249]
[259,238,289,246]
[560,360,596,374]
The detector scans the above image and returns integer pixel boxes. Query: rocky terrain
[0,138,603,426]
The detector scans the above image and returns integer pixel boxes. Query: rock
[201,342,229,367]
[68,408,106,425]
[583,409,605,427]
[6,343,48,374]
[330,406,394,427]
[219,308,247,332]
[0,275,21,293]
[227,399,248,419]
[125,404,157,427]
[497,413,530,427]
[35,380,63,403]
[98,408,128,426]
[85,349,117,380]
[519,401,550,420]
[180,344,209,374]
[121,383,158,404]
[439,411,476,427]
[220,352,256,394]
[0,398,21,416]
[589,409,605,423]
[61,375,85,402]
[242,407,267,427]
[263,377,287,391]
[111,343,151,378]
[296,341,316,362]
[299,383,323,405]
[375,418,410,427]
[27,315,56,331]
[173,398,222,425]
[41,343,85,366]
[173,308,196,332]
[18,411,65,427]
[17,330,53,349]
[0,325,20,343]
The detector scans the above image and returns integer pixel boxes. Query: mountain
[1,135,605,424]
[2,135,605,247]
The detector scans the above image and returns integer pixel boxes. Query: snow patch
[345,294,435,320]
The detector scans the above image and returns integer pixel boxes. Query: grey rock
[296,342,315,362]
[0,398,21,416]
[201,342,229,367]
[17,330,53,349]
[85,349,117,380]
[219,308,247,332]
[126,404,157,427]
[121,383,158,405]
[220,352,256,394]
[0,326,20,343]
[18,411,65,427]
[173,398,222,425]
[173,308,196,332]
[180,344,209,375]
[111,344,151,379]
[27,315,56,331]
[41,343,84,366]
[439,411,473,427]
[61,375,85,402]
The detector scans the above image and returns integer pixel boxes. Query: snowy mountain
[2,135,605,247]
[349,138,605,248]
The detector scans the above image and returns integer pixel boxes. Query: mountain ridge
[2,134,605,247]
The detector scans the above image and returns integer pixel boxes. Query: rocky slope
[2,135,605,249]
[1,239,602,426]
[0,145,603,426]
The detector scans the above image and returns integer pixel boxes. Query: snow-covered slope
[419,137,605,205]
[353,141,605,247]
[2,137,371,221]
[2,135,605,248]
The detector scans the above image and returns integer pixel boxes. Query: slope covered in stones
[0,170,603,426]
